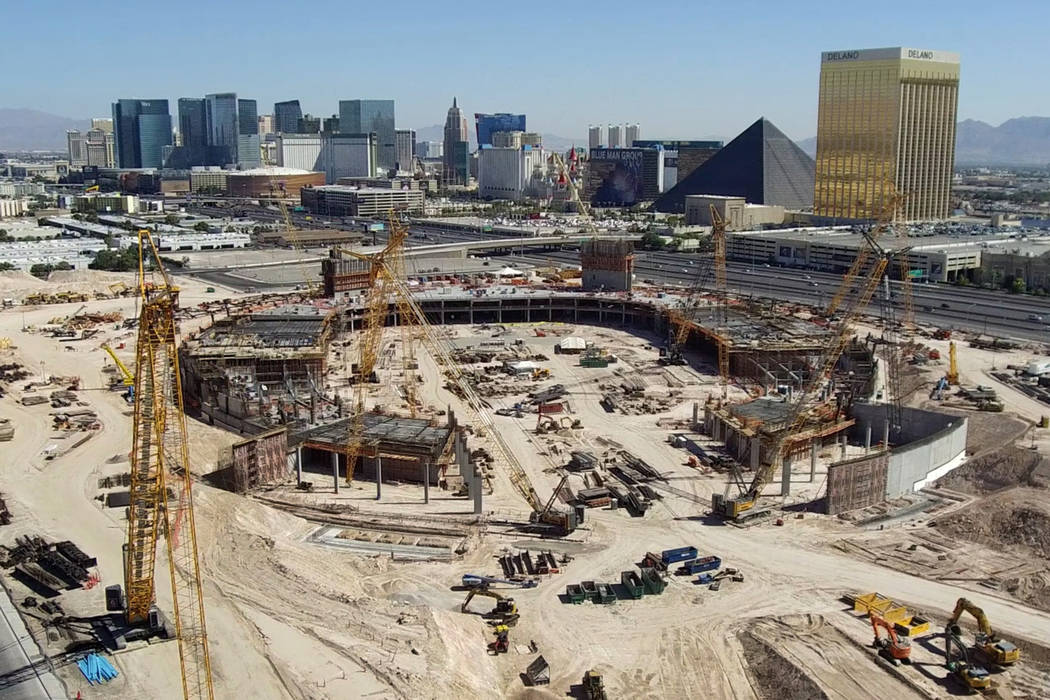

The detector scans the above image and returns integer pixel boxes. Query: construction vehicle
[712,198,895,521]
[947,341,959,385]
[946,597,1020,666]
[532,368,551,380]
[582,670,607,700]
[121,230,213,699]
[488,624,510,655]
[461,586,520,625]
[930,376,949,401]
[461,574,537,589]
[101,343,135,402]
[933,328,952,340]
[946,628,992,692]
[870,614,911,665]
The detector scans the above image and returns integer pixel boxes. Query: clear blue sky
[5,0,1049,141]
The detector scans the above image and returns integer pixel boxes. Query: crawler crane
[123,229,213,699]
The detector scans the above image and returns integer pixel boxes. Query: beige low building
[684,195,784,230]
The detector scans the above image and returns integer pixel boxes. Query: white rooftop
[229,167,317,177]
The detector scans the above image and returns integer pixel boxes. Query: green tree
[55,261,71,271]
[640,230,665,250]
[164,214,179,225]
[90,246,141,272]
[194,221,210,232]
[0,262,14,272]
[29,263,53,278]
[1011,277,1027,294]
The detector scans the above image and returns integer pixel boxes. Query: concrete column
[750,437,761,472]
[375,455,382,500]
[472,464,483,514]
[810,442,817,483]
[331,451,339,493]
[423,459,430,504]
[692,402,699,431]
[780,453,792,496]
[883,420,890,450]
[840,433,847,459]
[865,424,872,453]
[296,446,303,485]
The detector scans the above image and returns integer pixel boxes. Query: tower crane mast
[125,230,213,699]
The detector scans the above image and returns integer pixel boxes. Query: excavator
[461,586,520,626]
[945,627,992,692]
[946,597,1020,667]
[870,613,911,665]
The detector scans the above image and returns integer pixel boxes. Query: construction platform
[289,412,456,484]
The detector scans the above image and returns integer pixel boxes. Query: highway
[183,203,1050,341]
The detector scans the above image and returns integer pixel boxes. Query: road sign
[908,269,923,278]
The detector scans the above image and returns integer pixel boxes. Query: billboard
[586,148,647,206]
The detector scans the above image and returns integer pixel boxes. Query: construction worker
[489,624,509,654]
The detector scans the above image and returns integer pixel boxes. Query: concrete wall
[848,404,967,499]
[826,451,888,515]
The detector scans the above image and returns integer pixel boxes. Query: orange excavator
[870,614,911,665]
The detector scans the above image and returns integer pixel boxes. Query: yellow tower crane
[125,230,213,699]
[340,212,418,485]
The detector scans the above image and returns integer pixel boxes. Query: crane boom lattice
[126,230,214,699]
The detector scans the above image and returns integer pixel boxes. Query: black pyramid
[653,118,815,213]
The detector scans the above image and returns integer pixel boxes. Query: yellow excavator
[946,597,1020,667]
[101,343,135,402]
[461,586,519,626]
[945,627,992,691]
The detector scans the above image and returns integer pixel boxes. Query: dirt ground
[3,276,1050,698]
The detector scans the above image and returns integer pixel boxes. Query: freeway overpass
[181,233,642,276]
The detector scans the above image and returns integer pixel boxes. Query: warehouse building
[226,167,325,198]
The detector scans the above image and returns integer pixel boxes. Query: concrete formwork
[826,452,889,515]
[848,404,967,499]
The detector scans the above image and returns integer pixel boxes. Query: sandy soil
[1,279,1050,698]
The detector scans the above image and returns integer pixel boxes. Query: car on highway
[940,303,950,309]
[1028,314,1043,322]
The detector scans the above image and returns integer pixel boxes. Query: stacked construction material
[77,653,119,684]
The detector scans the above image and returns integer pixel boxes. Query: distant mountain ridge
[795,117,1050,166]
[0,108,89,151]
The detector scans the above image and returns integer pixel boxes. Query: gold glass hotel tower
[814,47,960,221]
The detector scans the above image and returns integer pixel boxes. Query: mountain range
[4,108,1050,166]
[796,118,1050,166]
[0,109,90,151]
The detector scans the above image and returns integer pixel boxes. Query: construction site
[1,202,1050,699]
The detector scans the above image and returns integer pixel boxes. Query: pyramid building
[653,118,814,213]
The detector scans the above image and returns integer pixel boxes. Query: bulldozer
[946,628,992,692]
[582,670,607,700]
[461,586,519,626]
[870,613,911,665]
[946,597,1020,667]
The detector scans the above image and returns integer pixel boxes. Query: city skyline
[5,0,1050,142]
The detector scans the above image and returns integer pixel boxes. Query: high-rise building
[395,129,416,173]
[298,114,321,134]
[607,125,623,149]
[237,99,261,168]
[111,99,172,168]
[338,99,396,171]
[625,124,640,148]
[322,115,340,133]
[90,118,113,133]
[276,133,376,182]
[416,141,443,159]
[588,125,604,153]
[478,144,546,201]
[633,140,723,191]
[67,130,87,165]
[274,100,303,134]
[205,93,239,164]
[443,97,470,185]
[85,127,116,168]
[258,114,274,138]
[474,113,526,147]
[178,98,208,150]
[814,47,960,221]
